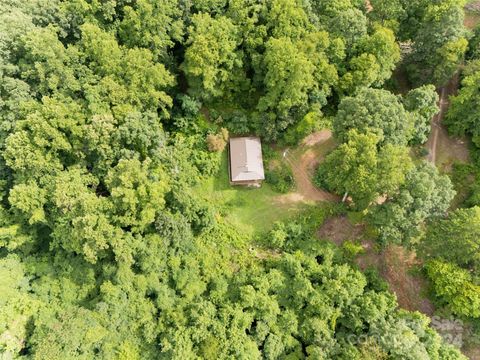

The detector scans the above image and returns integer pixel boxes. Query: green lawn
[196,152,312,237]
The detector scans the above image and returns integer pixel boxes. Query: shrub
[283,111,322,145]
[206,128,229,152]
[178,94,201,115]
[313,164,331,191]
[363,267,390,292]
[342,240,364,261]
[426,260,480,318]
[265,165,295,193]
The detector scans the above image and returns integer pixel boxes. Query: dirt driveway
[278,130,339,203]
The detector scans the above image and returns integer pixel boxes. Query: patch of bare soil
[466,1,480,12]
[317,216,365,246]
[466,11,480,30]
[365,0,373,13]
[465,1,480,30]
[302,129,333,147]
[464,346,480,360]
[273,193,307,204]
[356,239,382,270]
[381,246,435,315]
[357,244,434,315]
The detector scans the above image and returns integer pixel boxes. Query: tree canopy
[369,162,455,245]
[316,130,413,210]
[0,0,470,358]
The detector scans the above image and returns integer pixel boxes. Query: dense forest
[1,0,480,359]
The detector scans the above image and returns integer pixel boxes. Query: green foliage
[368,0,405,31]
[316,130,413,210]
[283,112,329,146]
[0,255,38,358]
[117,0,184,60]
[182,13,243,100]
[334,88,412,146]
[265,164,295,194]
[422,207,480,271]
[426,260,480,318]
[0,1,467,358]
[445,67,480,147]
[403,85,440,144]
[369,162,455,245]
[342,240,365,262]
[406,0,468,86]
[105,158,169,232]
[467,24,480,60]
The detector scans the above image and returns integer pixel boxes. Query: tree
[337,54,381,95]
[407,1,467,86]
[445,69,480,147]
[316,130,412,210]
[422,207,480,270]
[262,0,312,40]
[467,24,480,60]
[0,255,38,358]
[3,96,85,179]
[337,26,400,94]
[79,23,174,116]
[258,37,316,117]
[18,26,81,97]
[105,158,169,232]
[333,88,413,146]
[255,32,338,140]
[117,0,184,60]
[48,168,121,263]
[359,26,401,86]
[369,162,455,245]
[327,8,367,47]
[397,0,429,40]
[426,260,480,318]
[368,0,405,31]
[0,2,469,358]
[8,181,47,225]
[182,14,243,100]
[29,306,108,360]
[403,85,439,144]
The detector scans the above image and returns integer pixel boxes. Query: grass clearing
[196,152,313,237]
[196,131,338,238]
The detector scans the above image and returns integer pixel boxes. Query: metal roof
[229,137,265,182]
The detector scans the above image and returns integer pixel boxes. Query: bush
[283,111,326,145]
[265,164,295,193]
[267,221,306,250]
[313,164,331,191]
[363,267,389,292]
[342,240,364,261]
[223,111,251,135]
[178,94,201,116]
[206,128,229,152]
[426,260,480,318]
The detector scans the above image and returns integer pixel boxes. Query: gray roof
[229,137,265,182]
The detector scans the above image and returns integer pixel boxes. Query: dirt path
[425,76,470,169]
[279,130,339,203]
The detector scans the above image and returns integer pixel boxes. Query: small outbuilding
[229,137,265,186]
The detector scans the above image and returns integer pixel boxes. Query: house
[229,137,265,186]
